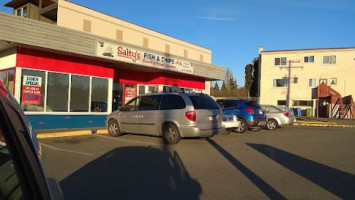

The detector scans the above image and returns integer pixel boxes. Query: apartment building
[259,46,355,116]
[0,0,225,129]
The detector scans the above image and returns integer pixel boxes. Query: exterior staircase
[317,84,354,120]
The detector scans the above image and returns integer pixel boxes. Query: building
[0,0,225,130]
[259,46,355,117]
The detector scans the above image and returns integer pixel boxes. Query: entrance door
[112,83,123,111]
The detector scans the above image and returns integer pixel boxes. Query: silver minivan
[106,92,223,144]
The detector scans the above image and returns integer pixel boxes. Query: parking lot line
[40,143,94,156]
[94,134,163,146]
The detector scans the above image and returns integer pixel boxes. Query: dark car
[0,80,64,200]
[217,99,267,133]
[107,92,223,144]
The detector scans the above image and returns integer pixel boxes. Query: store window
[91,77,108,112]
[21,69,46,112]
[70,75,89,112]
[47,72,69,112]
[0,69,15,95]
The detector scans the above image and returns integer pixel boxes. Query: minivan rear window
[245,101,261,109]
[160,95,186,110]
[189,95,220,109]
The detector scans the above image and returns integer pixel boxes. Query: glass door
[112,83,123,111]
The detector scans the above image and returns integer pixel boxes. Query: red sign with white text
[21,75,42,105]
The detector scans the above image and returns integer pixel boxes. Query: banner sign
[125,87,136,104]
[21,75,42,105]
[97,41,194,74]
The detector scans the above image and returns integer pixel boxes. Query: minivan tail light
[185,111,196,121]
[244,108,254,115]
[284,112,290,117]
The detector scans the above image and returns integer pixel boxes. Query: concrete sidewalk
[294,117,355,128]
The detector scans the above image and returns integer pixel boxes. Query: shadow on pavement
[60,146,201,200]
[207,138,286,200]
[247,143,355,199]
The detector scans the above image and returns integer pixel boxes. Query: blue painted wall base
[26,115,107,130]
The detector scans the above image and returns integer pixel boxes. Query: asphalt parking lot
[39,126,355,200]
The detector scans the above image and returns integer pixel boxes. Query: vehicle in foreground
[106,92,223,144]
[0,81,63,200]
[217,99,267,133]
[261,105,296,130]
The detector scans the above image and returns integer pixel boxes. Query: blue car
[217,99,267,133]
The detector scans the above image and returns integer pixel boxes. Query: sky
[1,0,355,87]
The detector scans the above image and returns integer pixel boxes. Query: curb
[294,123,355,128]
[36,129,108,139]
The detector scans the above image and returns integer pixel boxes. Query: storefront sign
[97,41,194,74]
[125,86,136,104]
[21,75,42,105]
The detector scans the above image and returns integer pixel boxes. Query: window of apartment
[330,78,337,85]
[46,72,69,112]
[22,6,27,17]
[83,19,91,33]
[15,6,27,17]
[293,100,313,107]
[277,100,286,106]
[70,75,90,112]
[165,44,170,53]
[116,30,123,42]
[304,56,314,63]
[143,38,149,48]
[274,57,287,66]
[184,50,188,58]
[91,77,108,112]
[308,78,317,88]
[322,55,336,65]
[273,78,288,88]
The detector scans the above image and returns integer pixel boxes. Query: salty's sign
[21,75,42,105]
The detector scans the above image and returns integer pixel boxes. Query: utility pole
[280,60,303,108]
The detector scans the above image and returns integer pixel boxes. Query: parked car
[216,99,267,133]
[261,105,296,130]
[221,114,241,134]
[0,81,64,200]
[106,92,223,144]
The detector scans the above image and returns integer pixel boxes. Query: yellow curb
[295,121,337,125]
[294,123,355,128]
[36,129,108,139]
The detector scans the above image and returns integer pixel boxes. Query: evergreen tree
[244,64,252,91]
[250,57,259,97]
[221,81,227,96]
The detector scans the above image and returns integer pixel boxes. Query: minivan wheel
[266,119,278,130]
[163,123,181,144]
[236,118,248,133]
[108,120,122,137]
